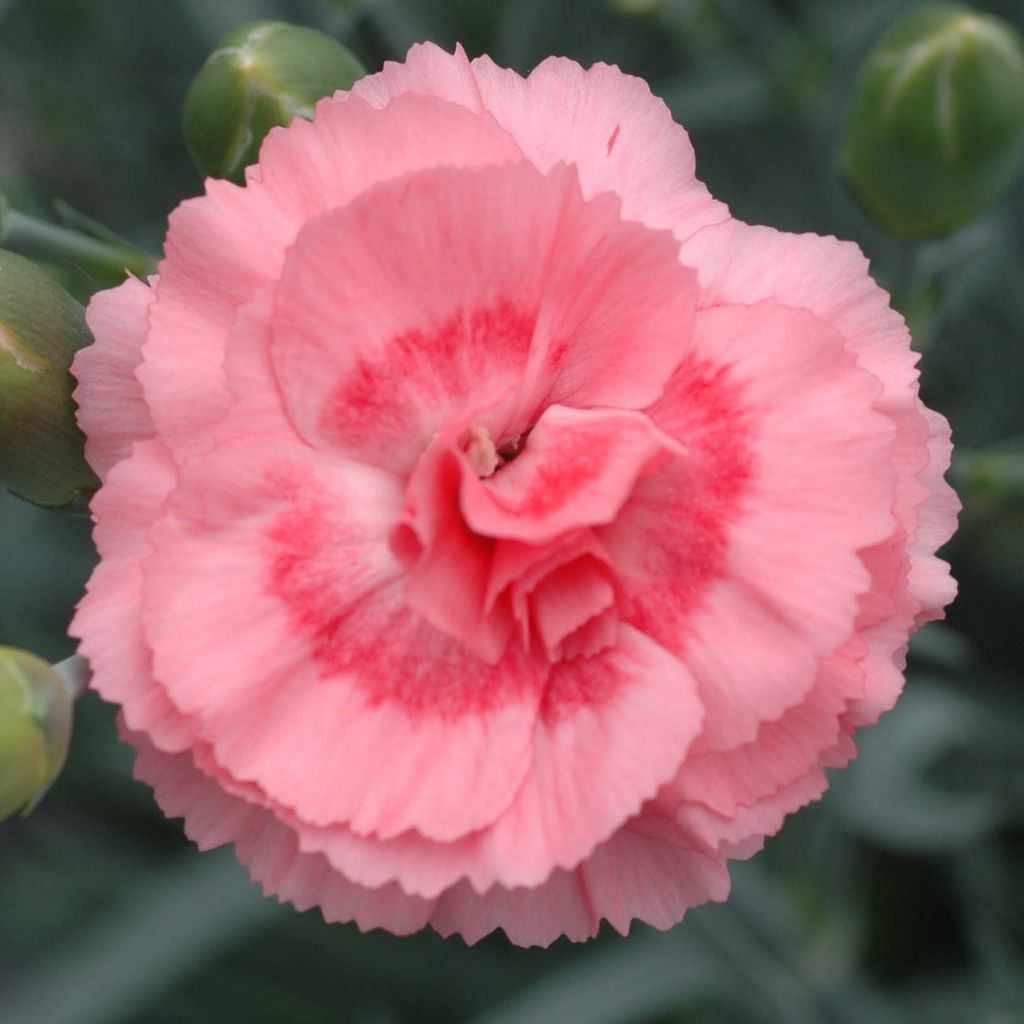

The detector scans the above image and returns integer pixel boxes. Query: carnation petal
[74,275,156,480]
[477,626,704,888]
[613,300,898,749]
[139,441,549,842]
[140,92,525,465]
[70,439,198,751]
[678,219,958,727]
[664,651,865,816]
[461,406,683,544]
[271,161,696,474]
[130,730,437,936]
[353,42,729,241]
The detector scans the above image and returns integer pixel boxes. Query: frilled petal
[129,730,438,936]
[677,219,958,671]
[74,275,155,479]
[270,161,696,473]
[138,92,526,464]
[907,408,959,624]
[69,439,197,751]
[352,43,729,241]
[663,650,865,816]
[611,300,898,749]
[137,434,551,842]
[131,721,726,947]
[462,406,683,543]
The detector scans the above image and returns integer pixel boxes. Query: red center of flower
[390,402,684,665]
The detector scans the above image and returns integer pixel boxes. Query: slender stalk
[54,654,91,699]
[887,239,920,314]
[3,210,157,286]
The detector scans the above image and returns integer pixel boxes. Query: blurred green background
[1,1,1023,1021]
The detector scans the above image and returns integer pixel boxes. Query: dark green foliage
[1,1,1022,1021]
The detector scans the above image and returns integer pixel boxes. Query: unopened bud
[843,4,1024,238]
[0,648,74,821]
[0,250,98,506]
[184,20,365,184]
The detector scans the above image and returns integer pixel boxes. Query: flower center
[463,425,527,478]
[394,405,686,666]
[463,425,500,478]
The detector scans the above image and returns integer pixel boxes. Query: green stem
[2,210,157,287]
[54,655,91,700]
[888,239,920,314]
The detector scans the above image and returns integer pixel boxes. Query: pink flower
[70,43,958,946]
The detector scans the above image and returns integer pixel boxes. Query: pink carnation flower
[70,43,958,946]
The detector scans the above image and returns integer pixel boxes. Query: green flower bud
[0,648,74,821]
[843,4,1024,238]
[184,21,366,184]
[0,249,98,506]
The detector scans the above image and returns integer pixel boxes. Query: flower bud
[843,4,1024,237]
[0,250,98,505]
[184,21,366,184]
[0,647,74,821]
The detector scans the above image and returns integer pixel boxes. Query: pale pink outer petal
[570,818,730,937]
[129,730,436,937]
[677,221,959,730]
[351,43,729,241]
[907,408,959,625]
[130,728,730,947]
[140,460,706,879]
[73,275,156,480]
[270,161,696,473]
[665,652,864,816]
[138,92,524,465]
[136,436,548,844]
[615,300,898,750]
[69,439,197,751]
[674,762,834,860]
[431,820,730,945]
